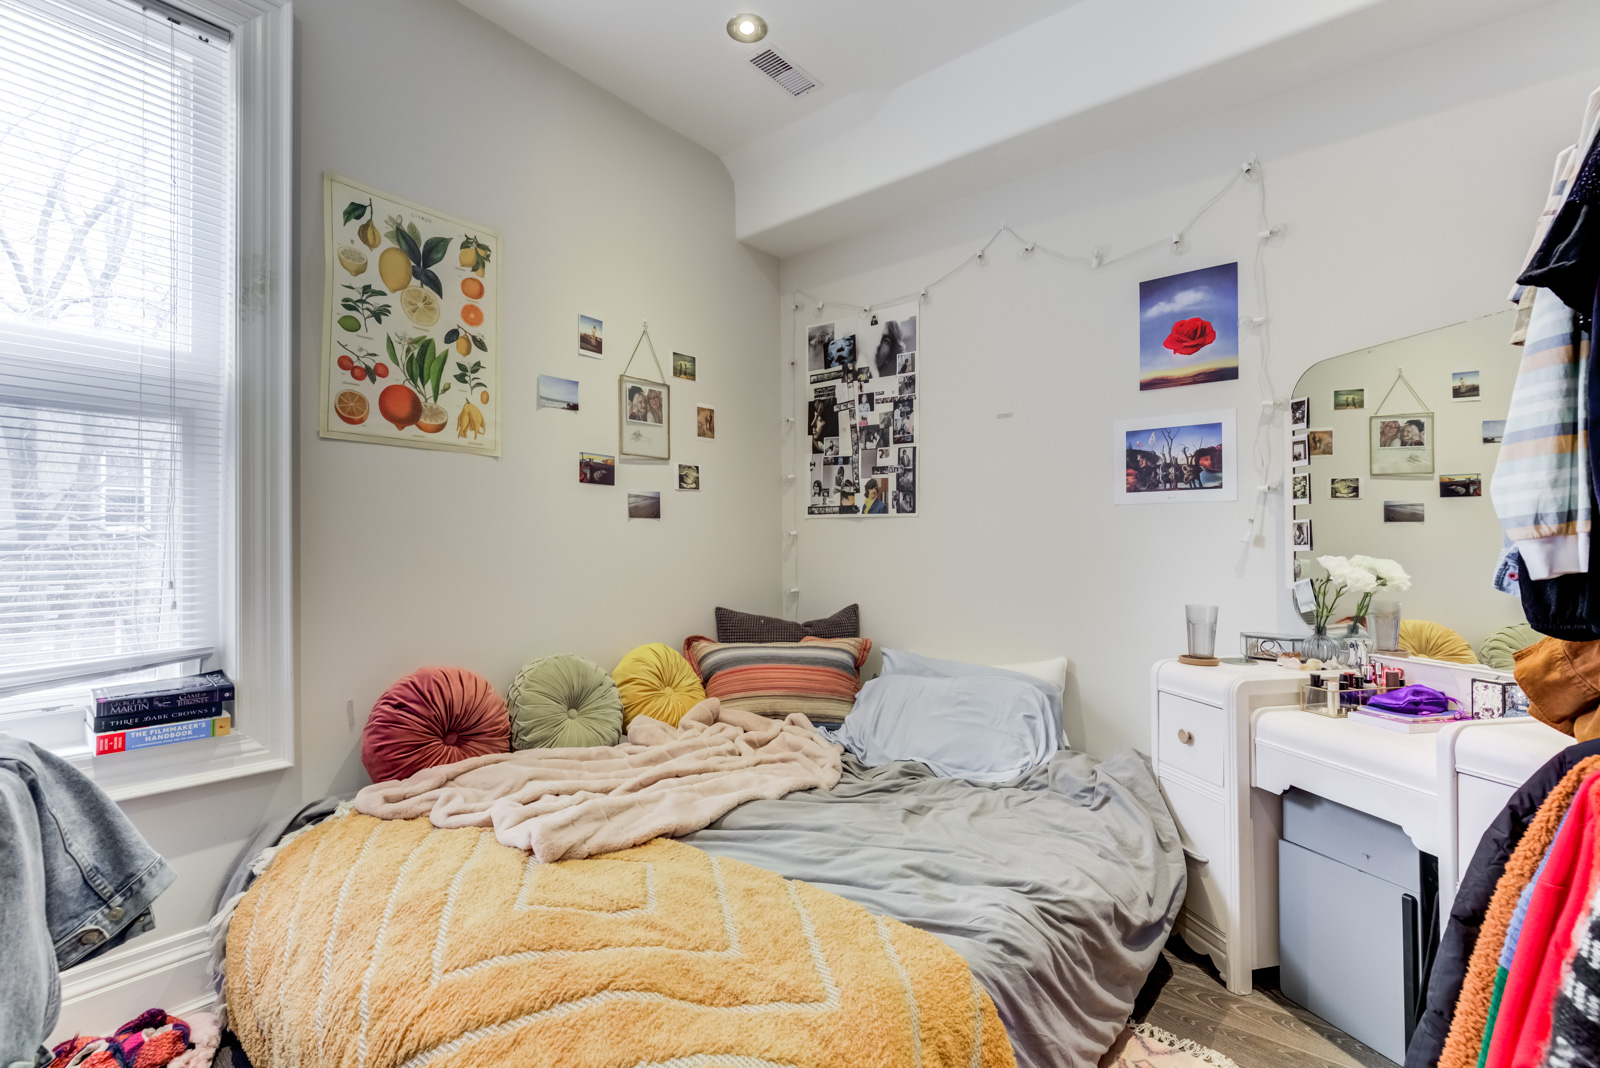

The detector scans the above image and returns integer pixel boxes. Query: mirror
[1290,311,1525,655]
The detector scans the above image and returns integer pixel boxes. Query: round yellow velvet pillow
[1398,619,1476,664]
[612,643,707,727]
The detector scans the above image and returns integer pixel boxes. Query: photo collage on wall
[806,302,919,516]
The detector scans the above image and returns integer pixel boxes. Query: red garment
[1486,772,1600,1068]
[1510,788,1600,1066]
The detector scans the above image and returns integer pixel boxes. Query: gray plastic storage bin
[1277,789,1437,1064]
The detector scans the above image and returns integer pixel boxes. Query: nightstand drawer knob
[1177,729,1194,745]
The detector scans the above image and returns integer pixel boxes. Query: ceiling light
[726,14,767,43]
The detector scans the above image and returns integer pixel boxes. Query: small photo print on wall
[627,491,661,519]
[1333,389,1364,411]
[537,374,579,411]
[1307,429,1333,457]
[1384,500,1425,523]
[891,398,915,444]
[828,335,857,373]
[1291,436,1309,467]
[624,383,665,424]
[1330,477,1361,500]
[871,314,917,380]
[1138,262,1239,391]
[579,314,603,357]
[697,406,715,439]
[1115,409,1236,504]
[1452,370,1480,401]
[807,323,835,377]
[678,464,700,490]
[1483,419,1506,444]
[1291,518,1313,551]
[1440,473,1482,497]
[1290,472,1310,506]
[894,447,916,514]
[579,452,614,485]
[672,352,696,381]
[1289,397,1309,432]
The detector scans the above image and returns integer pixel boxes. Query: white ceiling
[453,0,1081,157]
[459,0,1565,257]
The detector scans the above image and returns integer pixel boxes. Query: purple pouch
[1366,684,1461,715]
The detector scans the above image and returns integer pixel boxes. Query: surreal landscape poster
[1116,409,1236,504]
[1138,262,1239,391]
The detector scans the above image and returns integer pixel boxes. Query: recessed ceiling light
[726,13,767,43]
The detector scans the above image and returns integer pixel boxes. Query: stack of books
[89,672,234,755]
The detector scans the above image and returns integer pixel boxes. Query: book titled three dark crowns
[91,671,235,733]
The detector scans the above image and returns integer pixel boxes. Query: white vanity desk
[1152,657,1569,996]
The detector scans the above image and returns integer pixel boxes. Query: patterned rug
[1100,1022,1241,1068]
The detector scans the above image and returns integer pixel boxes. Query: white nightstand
[1149,658,1304,995]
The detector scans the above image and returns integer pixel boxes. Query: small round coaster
[1178,654,1221,667]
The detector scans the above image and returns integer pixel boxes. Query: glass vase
[1304,624,1342,663]
[1342,618,1374,657]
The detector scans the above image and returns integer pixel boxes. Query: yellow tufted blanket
[225,813,1016,1068]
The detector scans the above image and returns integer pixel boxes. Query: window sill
[58,730,291,802]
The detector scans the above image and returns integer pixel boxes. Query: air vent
[749,47,819,97]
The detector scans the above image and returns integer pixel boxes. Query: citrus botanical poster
[319,174,500,455]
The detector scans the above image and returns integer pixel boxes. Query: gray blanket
[682,747,1185,1068]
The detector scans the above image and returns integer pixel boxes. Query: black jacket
[1405,738,1600,1067]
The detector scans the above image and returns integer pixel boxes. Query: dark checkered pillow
[714,604,860,643]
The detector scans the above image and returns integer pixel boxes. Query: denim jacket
[0,736,175,1067]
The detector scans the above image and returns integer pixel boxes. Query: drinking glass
[1186,604,1219,659]
[1371,600,1402,653]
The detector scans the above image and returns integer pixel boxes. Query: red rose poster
[1137,262,1239,391]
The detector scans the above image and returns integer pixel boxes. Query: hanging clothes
[1520,135,1600,316]
[1409,746,1600,1068]
[1515,638,1600,742]
[1479,815,1572,1062]
[1510,87,1600,344]
[1491,286,1590,583]
[0,737,176,1068]
[1483,774,1600,1067]
[1541,879,1600,1067]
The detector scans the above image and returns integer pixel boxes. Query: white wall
[778,0,1600,757]
[56,0,779,1034]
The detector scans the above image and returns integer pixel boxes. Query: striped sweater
[1490,286,1590,581]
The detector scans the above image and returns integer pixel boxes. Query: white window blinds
[0,0,233,692]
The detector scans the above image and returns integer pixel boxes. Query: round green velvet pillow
[506,654,624,750]
[1479,623,1540,671]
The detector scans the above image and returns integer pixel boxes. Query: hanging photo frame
[618,323,670,460]
[1369,368,1434,477]
[1370,413,1434,476]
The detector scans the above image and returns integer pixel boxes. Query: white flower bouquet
[1311,555,1411,633]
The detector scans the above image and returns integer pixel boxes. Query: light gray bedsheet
[681,747,1185,1068]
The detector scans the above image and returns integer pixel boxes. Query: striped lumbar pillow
[682,635,872,724]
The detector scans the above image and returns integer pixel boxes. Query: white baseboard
[48,925,215,1044]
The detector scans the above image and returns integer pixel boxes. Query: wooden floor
[1131,938,1397,1068]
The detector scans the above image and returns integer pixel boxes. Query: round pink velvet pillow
[361,666,510,784]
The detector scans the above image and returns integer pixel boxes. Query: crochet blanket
[353,698,842,862]
[225,814,1015,1068]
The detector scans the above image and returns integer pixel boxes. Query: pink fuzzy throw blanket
[352,699,843,861]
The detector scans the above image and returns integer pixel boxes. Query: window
[0,0,291,799]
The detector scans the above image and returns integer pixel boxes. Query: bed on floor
[219,659,1185,1068]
